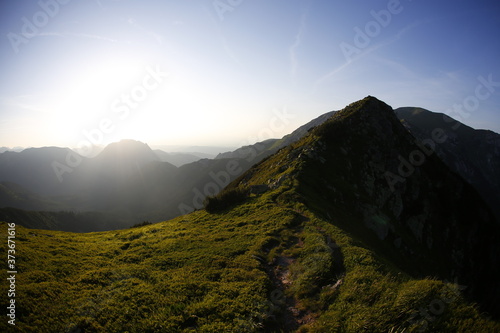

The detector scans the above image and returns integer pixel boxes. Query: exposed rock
[249,184,270,194]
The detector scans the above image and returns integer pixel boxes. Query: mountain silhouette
[0,102,499,235]
[2,96,499,332]
[395,107,500,222]
[1,97,499,332]
[226,96,500,317]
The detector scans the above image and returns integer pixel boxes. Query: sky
[1,0,499,152]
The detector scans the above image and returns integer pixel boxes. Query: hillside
[1,97,499,332]
[228,96,500,316]
[3,105,498,233]
[153,150,205,167]
[395,107,500,222]
[0,207,132,232]
[0,141,254,229]
[0,147,76,196]
[0,182,70,212]
[215,111,336,162]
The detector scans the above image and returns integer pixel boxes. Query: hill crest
[2,96,500,331]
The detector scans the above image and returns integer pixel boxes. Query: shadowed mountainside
[0,104,498,233]
[395,107,500,222]
[1,97,499,332]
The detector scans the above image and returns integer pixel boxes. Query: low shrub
[204,187,249,213]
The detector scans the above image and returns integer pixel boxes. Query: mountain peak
[96,139,160,165]
[311,95,408,147]
[103,139,151,150]
[334,95,394,120]
[228,96,500,317]
[100,139,152,154]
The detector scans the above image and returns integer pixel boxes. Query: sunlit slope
[0,199,300,332]
[1,96,499,332]
[1,192,498,332]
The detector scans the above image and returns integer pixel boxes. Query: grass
[1,97,499,332]
[0,194,305,332]
[2,184,498,332]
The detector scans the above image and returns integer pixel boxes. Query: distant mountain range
[0,102,498,232]
[153,150,212,167]
[3,96,498,332]
[0,146,24,153]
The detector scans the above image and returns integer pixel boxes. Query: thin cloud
[36,32,120,43]
[127,18,163,45]
[289,9,308,82]
[313,61,352,92]
[374,57,417,79]
[203,4,241,65]
[0,95,49,114]
[94,0,122,10]
[313,21,423,92]
[220,34,240,65]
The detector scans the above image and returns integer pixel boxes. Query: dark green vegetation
[1,97,499,332]
[203,187,249,214]
[1,194,498,332]
[0,207,131,232]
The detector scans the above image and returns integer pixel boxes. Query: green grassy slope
[1,97,499,332]
[1,188,497,332]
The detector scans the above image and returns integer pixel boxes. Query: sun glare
[50,58,166,146]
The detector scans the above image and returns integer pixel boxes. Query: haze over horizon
[1,0,499,149]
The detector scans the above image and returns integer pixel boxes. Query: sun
[48,58,159,146]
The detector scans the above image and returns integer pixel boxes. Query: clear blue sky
[1,0,499,149]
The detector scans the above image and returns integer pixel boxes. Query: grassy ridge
[1,184,499,332]
[1,97,499,332]
[0,192,313,332]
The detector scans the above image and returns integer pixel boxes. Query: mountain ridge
[395,106,500,221]
[225,96,500,317]
[0,100,498,232]
[1,96,499,331]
